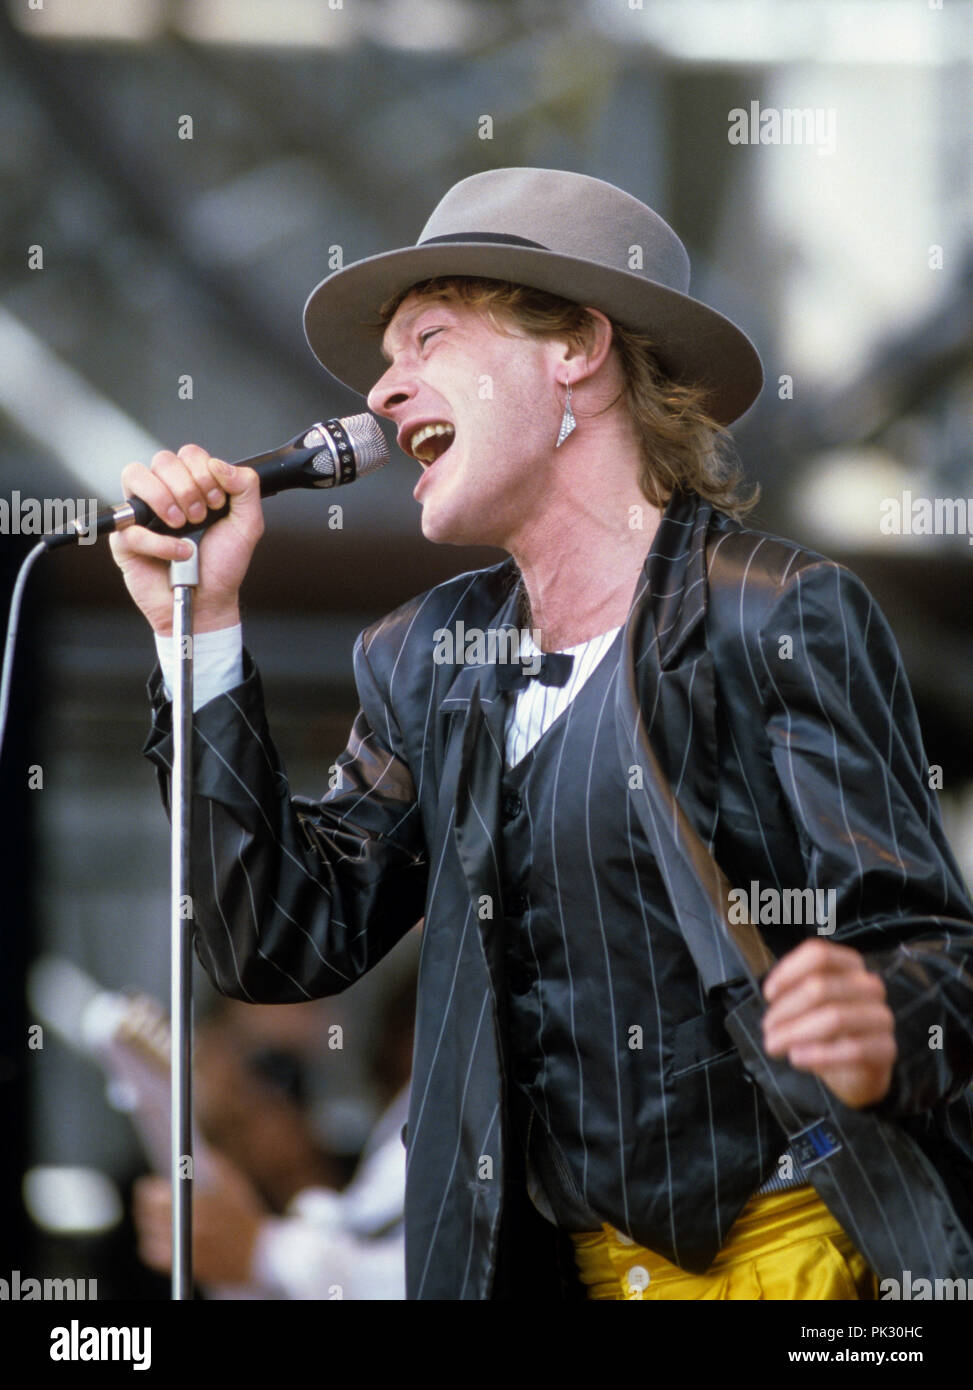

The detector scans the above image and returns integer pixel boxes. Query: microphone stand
[168,536,200,1300]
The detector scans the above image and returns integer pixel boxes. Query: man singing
[109,168,973,1300]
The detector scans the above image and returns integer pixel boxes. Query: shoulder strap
[615,582,775,996]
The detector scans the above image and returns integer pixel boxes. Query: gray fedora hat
[303,167,763,426]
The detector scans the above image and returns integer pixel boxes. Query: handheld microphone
[42,412,390,550]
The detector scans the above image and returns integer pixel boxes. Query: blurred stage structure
[0,0,970,1289]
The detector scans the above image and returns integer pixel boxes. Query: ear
[556,308,614,386]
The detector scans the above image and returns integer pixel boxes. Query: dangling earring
[555,382,576,449]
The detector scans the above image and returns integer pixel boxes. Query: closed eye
[419,327,444,348]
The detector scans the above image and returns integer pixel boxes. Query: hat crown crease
[417,168,691,295]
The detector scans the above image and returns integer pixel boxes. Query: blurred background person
[133,964,415,1298]
[24,936,417,1298]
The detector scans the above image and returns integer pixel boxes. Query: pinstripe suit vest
[496,626,778,1248]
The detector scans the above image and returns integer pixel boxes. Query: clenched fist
[762,938,896,1109]
[108,444,265,635]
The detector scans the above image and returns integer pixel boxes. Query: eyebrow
[379,302,446,365]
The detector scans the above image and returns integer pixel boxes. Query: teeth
[409,422,454,462]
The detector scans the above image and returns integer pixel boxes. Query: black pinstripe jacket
[143,487,973,1299]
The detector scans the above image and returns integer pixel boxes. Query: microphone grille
[342,412,390,477]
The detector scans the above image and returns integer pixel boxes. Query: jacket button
[501,792,523,822]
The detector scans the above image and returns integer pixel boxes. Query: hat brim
[303,241,763,427]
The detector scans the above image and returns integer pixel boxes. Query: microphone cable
[0,539,46,767]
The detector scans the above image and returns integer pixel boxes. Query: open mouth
[408,422,455,467]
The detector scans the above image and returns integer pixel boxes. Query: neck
[508,446,664,651]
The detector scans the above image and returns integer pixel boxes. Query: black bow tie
[495,650,575,694]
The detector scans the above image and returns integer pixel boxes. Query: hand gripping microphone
[42,412,390,549]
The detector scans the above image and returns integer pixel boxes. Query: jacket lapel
[438,582,522,975]
[615,488,772,993]
[620,488,720,846]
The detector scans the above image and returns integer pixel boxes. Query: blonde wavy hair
[375,276,759,519]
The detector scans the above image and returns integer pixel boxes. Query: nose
[367,362,417,420]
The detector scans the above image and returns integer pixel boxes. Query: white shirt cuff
[155,623,244,712]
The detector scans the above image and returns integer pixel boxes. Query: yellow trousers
[571,1185,878,1300]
